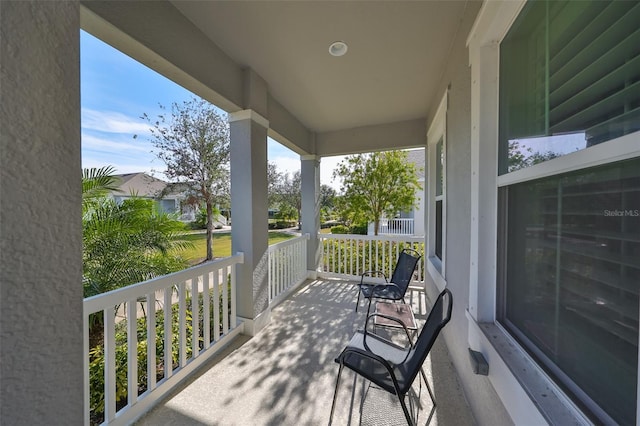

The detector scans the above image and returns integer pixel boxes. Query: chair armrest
[365,313,415,348]
[360,270,388,285]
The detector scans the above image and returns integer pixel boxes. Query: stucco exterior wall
[0,1,84,423]
[424,2,513,425]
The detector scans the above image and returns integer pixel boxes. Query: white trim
[497,131,640,187]
[426,257,446,292]
[466,0,526,49]
[466,311,548,426]
[228,109,269,129]
[426,92,447,285]
[466,312,591,426]
[238,308,271,337]
[427,93,447,142]
[300,154,319,161]
[468,1,640,424]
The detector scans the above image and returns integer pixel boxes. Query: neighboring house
[112,172,182,215]
[111,173,226,225]
[368,148,425,236]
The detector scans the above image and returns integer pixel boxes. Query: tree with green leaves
[319,184,337,222]
[334,151,422,235]
[275,170,302,229]
[267,161,283,207]
[320,184,337,211]
[507,140,560,172]
[140,97,230,261]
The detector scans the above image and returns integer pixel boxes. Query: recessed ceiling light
[329,41,348,57]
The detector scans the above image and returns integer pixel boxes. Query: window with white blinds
[497,1,640,424]
[499,157,640,425]
[498,1,640,175]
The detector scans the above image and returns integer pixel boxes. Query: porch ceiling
[171,1,468,133]
[81,0,477,156]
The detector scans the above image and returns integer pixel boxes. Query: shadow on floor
[136,279,474,426]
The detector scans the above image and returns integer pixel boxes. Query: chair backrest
[390,248,421,295]
[399,288,453,393]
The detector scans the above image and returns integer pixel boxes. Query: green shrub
[275,221,295,229]
[320,240,425,276]
[193,207,223,229]
[330,225,350,234]
[349,223,368,235]
[89,276,233,425]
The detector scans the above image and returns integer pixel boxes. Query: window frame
[467,0,640,424]
[426,92,447,291]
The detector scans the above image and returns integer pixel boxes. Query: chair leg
[365,297,372,317]
[420,367,437,408]
[355,289,361,312]
[329,364,345,425]
[398,394,415,426]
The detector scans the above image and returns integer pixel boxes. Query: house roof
[113,172,177,199]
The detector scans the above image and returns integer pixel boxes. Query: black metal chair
[330,288,453,426]
[356,248,421,314]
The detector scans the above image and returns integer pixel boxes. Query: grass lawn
[178,231,296,264]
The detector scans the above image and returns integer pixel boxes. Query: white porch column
[301,155,321,276]
[229,110,270,335]
[1,1,83,424]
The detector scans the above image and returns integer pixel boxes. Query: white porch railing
[268,234,309,305]
[318,234,424,283]
[83,254,244,426]
[375,218,415,236]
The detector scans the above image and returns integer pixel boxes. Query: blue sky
[80,31,343,189]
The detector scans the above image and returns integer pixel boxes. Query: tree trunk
[374,218,379,236]
[206,201,213,260]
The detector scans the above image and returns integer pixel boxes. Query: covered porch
[5,0,637,425]
[135,278,473,426]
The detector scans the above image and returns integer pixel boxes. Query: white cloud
[270,155,300,177]
[82,133,151,154]
[82,108,152,135]
[267,152,346,192]
[320,155,345,191]
[81,157,165,176]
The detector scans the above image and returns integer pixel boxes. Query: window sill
[426,256,446,291]
[466,311,590,425]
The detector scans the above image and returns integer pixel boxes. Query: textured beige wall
[1,1,84,423]
[425,1,514,425]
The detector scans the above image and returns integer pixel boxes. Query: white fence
[268,234,309,305]
[318,234,424,283]
[82,233,424,425]
[83,254,244,426]
[373,218,415,236]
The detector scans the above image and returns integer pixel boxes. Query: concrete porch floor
[136,279,475,426]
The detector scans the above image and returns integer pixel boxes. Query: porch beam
[315,118,426,157]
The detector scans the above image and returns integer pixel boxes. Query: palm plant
[82,167,191,298]
[83,167,196,419]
